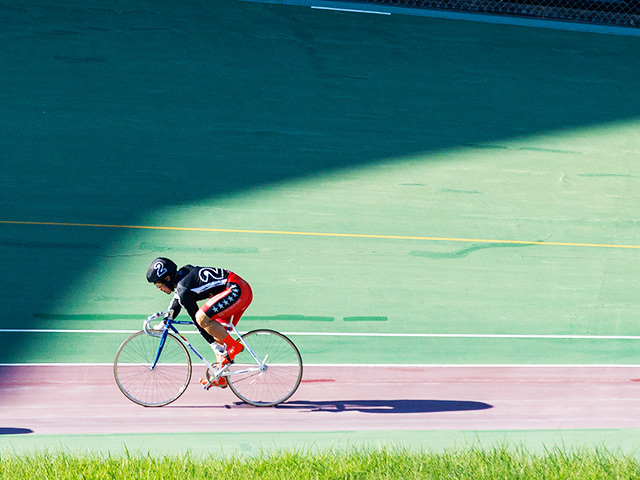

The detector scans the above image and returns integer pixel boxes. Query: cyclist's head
[146,257,178,291]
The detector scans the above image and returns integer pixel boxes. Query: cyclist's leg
[195,308,229,343]
[217,273,253,327]
[194,303,236,369]
[192,319,216,344]
[196,273,253,359]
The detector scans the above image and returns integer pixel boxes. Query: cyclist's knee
[195,310,212,327]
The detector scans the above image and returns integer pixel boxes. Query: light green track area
[2,429,640,458]
[1,0,640,365]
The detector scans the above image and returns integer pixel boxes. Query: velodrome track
[2,0,640,456]
[3,364,640,455]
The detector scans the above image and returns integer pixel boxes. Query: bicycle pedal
[200,376,228,389]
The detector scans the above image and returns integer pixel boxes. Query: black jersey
[168,265,230,321]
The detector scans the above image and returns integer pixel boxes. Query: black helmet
[146,257,178,289]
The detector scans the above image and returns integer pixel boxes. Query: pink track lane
[2,365,640,435]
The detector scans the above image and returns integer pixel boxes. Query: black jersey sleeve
[169,286,200,323]
[167,294,182,319]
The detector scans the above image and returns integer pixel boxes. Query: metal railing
[345,0,640,27]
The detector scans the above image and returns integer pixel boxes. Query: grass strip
[1,446,639,479]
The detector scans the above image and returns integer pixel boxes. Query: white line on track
[311,6,390,15]
[2,330,640,340]
[1,363,640,367]
[0,329,140,334]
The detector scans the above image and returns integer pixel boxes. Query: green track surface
[2,0,640,454]
[5,331,640,364]
[3,429,640,458]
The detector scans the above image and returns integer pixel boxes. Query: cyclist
[146,257,252,386]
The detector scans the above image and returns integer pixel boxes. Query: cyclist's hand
[152,315,167,329]
[152,320,167,331]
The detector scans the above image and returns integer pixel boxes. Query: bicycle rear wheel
[113,330,192,407]
[227,329,302,407]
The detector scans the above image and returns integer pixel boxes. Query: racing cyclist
[146,257,253,387]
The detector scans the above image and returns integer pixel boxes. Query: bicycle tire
[113,330,192,407]
[226,329,303,407]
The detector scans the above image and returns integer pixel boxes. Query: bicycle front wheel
[227,329,303,407]
[113,330,192,407]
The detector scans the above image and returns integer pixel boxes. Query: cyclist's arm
[168,289,199,323]
[167,294,182,319]
[171,287,216,343]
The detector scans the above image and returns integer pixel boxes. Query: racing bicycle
[113,311,303,407]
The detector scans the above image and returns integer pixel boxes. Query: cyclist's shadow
[273,399,492,414]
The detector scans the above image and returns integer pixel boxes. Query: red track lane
[2,365,640,435]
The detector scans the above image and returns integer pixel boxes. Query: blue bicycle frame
[144,312,263,383]
[150,318,206,369]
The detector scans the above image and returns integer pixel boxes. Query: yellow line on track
[1,220,639,249]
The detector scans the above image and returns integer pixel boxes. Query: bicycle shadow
[273,399,493,414]
[168,399,492,413]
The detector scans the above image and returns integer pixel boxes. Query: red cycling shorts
[199,272,253,326]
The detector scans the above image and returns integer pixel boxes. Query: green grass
[1,447,639,479]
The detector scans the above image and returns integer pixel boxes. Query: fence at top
[342,0,639,28]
